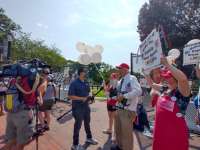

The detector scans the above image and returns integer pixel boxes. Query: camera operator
[68,67,98,150]
[2,74,40,150]
[113,63,142,150]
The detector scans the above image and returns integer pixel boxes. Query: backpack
[4,79,22,113]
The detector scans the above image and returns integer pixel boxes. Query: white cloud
[36,23,49,29]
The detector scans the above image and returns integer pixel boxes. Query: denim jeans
[72,101,92,145]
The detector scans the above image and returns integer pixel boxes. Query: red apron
[153,95,189,150]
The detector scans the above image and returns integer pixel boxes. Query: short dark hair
[78,67,87,76]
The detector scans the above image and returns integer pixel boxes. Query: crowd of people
[0,55,200,150]
[67,55,200,150]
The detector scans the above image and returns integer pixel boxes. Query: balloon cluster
[76,42,104,65]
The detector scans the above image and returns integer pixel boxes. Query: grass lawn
[91,87,106,98]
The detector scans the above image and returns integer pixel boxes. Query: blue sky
[0,0,148,66]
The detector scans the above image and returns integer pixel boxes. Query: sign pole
[130,53,134,75]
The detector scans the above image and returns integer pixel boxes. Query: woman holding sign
[144,56,190,150]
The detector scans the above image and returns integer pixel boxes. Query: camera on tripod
[0,58,49,79]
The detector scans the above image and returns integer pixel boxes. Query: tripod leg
[57,109,72,121]
[35,104,39,150]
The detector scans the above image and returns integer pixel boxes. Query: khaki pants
[115,109,136,150]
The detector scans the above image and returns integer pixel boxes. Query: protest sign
[183,42,200,65]
[139,28,163,73]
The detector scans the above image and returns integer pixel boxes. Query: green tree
[0,8,21,40]
[11,33,68,71]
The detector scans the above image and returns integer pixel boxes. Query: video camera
[0,58,50,95]
[0,58,49,78]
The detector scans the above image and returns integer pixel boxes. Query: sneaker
[85,138,98,145]
[71,145,85,150]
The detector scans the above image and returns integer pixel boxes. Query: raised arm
[195,64,200,79]
[161,57,190,97]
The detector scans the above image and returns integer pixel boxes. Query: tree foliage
[11,33,68,71]
[0,8,21,40]
[138,0,200,49]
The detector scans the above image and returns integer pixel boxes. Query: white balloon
[76,42,87,53]
[78,54,91,65]
[168,49,180,60]
[166,56,174,64]
[187,39,200,45]
[85,45,95,55]
[91,52,102,64]
[94,45,103,53]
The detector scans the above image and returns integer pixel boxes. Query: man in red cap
[113,63,142,150]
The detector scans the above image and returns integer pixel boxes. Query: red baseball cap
[160,68,173,79]
[116,63,129,70]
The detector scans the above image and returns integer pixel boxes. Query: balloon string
[95,64,104,81]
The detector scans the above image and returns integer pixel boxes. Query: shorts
[107,104,117,112]
[0,96,4,104]
[6,109,34,145]
[39,99,54,111]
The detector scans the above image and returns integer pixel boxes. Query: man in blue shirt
[68,68,98,150]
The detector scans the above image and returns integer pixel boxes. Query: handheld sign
[139,28,163,73]
[183,40,200,65]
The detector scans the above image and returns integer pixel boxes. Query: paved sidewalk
[0,101,200,150]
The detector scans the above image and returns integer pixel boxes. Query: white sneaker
[71,145,85,150]
[85,138,98,145]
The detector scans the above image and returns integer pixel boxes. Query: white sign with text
[183,42,200,65]
[139,29,163,73]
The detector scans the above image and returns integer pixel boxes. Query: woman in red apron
[145,57,190,150]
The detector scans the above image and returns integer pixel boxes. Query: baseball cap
[116,63,129,70]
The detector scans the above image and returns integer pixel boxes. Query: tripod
[35,103,40,150]
[56,86,104,121]
[32,103,43,150]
